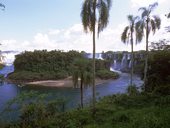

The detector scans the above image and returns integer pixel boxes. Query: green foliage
[8,50,83,81]
[150,39,170,51]
[95,59,110,71]
[8,50,111,82]
[2,93,170,128]
[8,71,68,82]
[102,51,123,63]
[14,50,83,72]
[1,91,66,127]
[146,50,170,92]
[127,85,139,96]
[0,74,5,81]
[96,69,119,79]
[71,58,92,87]
[153,84,170,95]
[0,63,4,69]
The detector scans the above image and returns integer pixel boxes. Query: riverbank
[1,93,170,128]
[26,77,111,87]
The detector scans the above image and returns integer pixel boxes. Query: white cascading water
[127,53,131,60]
[0,51,19,66]
[110,59,122,74]
[98,53,103,60]
[128,60,132,68]
[86,53,103,60]
[121,53,126,68]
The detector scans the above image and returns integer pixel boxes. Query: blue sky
[0,0,170,52]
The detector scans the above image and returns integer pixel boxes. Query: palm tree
[72,58,92,108]
[81,0,112,109]
[121,15,142,86]
[138,2,161,91]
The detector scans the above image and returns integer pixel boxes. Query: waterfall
[86,53,103,60]
[127,53,131,60]
[98,53,103,60]
[1,51,19,66]
[121,53,128,69]
[113,60,117,69]
[129,60,132,68]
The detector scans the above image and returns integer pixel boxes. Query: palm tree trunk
[80,76,83,108]
[92,0,96,112]
[144,18,149,91]
[130,31,134,86]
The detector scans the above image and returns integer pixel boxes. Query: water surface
[0,65,143,120]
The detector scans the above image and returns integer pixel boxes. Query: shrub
[8,70,68,82]
[0,63,4,69]
[153,85,170,95]
[96,69,119,79]
[127,85,139,96]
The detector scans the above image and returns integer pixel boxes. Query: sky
[0,0,170,53]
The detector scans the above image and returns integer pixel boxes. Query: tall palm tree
[72,58,92,108]
[121,15,142,86]
[138,2,161,91]
[81,0,112,110]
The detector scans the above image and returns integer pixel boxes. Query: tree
[165,12,170,32]
[121,15,142,86]
[150,39,170,51]
[166,12,170,18]
[72,58,92,108]
[147,50,170,93]
[138,2,161,91]
[81,0,112,109]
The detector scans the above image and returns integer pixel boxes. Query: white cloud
[130,0,167,8]
[48,29,60,35]
[1,16,170,53]
[0,23,144,52]
[150,14,170,42]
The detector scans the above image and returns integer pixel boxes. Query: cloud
[130,0,167,8]
[0,23,145,52]
[1,16,169,53]
[150,14,170,42]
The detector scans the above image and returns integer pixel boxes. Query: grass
[1,93,170,128]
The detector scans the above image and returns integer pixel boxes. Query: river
[0,65,143,121]
[0,65,143,108]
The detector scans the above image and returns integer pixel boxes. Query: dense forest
[8,50,117,82]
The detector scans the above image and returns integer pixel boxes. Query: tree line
[8,50,115,82]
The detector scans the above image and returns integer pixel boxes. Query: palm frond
[150,19,156,34]
[149,2,158,12]
[97,0,111,37]
[121,26,129,44]
[72,70,79,88]
[106,0,112,10]
[127,15,133,23]
[168,13,170,18]
[81,0,94,33]
[141,10,149,19]
[84,72,92,86]
[153,15,161,29]
[138,7,147,12]
[138,7,148,19]
[138,7,148,18]
[135,21,144,44]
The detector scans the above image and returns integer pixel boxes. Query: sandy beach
[26,77,110,87]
